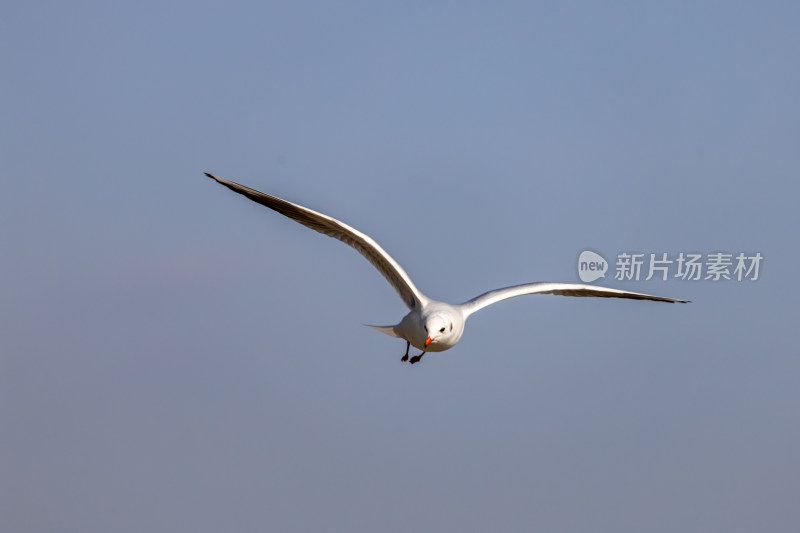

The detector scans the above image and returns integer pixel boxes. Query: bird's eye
[439,327,445,333]
[450,323,453,332]
[424,326,428,333]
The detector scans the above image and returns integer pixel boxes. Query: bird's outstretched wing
[459,282,688,317]
[205,173,427,310]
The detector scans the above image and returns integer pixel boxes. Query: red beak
[425,336,434,347]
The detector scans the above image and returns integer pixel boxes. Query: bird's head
[422,311,462,351]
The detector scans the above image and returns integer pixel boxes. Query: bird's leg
[401,341,410,362]
[409,351,426,365]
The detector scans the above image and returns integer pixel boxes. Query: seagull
[205,173,689,364]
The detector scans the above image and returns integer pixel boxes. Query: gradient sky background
[2,2,799,532]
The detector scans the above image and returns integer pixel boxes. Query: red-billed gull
[206,173,688,364]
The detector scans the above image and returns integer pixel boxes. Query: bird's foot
[401,354,409,362]
[409,353,425,365]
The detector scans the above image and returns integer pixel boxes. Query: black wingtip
[204,172,216,180]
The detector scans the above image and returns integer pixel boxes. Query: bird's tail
[365,324,400,338]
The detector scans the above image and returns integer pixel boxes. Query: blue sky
[2,2,799,532]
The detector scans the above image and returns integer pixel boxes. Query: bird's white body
[391,302,466,352]
[205,173,688,364]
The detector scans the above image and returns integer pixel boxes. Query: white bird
[205,173,689,364]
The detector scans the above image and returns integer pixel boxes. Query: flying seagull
[205,173,688,364]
